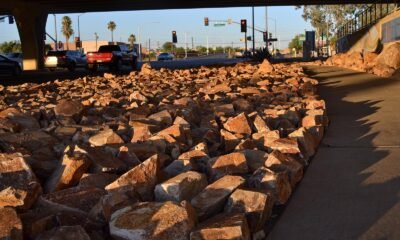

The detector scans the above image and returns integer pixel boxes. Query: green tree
[0,41,22,53]
[107,21,117,42]
[289,34,305,53]
[295,5,367,39]
[128,34,136,50]
[61,16,74,50]
[162,42,175,52]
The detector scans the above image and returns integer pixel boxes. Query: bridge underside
[1,0,394,70]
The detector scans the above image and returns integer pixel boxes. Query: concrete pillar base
[13,8,47,71]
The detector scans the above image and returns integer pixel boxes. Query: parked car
[157,52,174,61]
[0,54,21,76]
[235,51,252,58]
[5,52,23,68]
[44,50,87,72]
[86,45,137,72]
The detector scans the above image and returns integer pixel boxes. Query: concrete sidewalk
[268,66,400,240]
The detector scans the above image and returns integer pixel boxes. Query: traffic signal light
[172,31,177,43]
[204,17,209,26]
[269,32,272,39]
[246,36,251,41]
[75,37,81,48]
[263,32,267,42]
[8,16,14,24]
[240,19,247,33]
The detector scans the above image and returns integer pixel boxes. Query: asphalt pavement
[268,66,400,240]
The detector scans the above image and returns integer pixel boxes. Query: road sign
[214,23,226,27]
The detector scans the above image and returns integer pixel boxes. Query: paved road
[268,66,400,240]
[0,55,244,86]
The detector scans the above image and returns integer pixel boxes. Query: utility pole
[206,36,209,56]
[252,6,255,56]
[191,37,194,50]
[185,32,188,58]
[94,32,99,50]
[148,38,151,62]
[265,7,268,49]
[53,14,57,50]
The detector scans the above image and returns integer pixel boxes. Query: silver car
[157,52,174,61]
[45,50,87,71]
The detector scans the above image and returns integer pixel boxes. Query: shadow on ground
[269,66,400,240]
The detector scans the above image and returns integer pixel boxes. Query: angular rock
[105,154,159,201]
[242,149,269,172]
[265,150,303,187]
[191,175,245,221]
[257,59,274,74]
[155,171,208,202]
[190,213,250,240]
[109,201,196,240]
[248,167,292,205]
[207,152,249,180]
[0,153,42,210]
[45,145,91,193]
[223,113,252,135]
[269,138,301,155]
[54,99,83,118]
[88,129,124,146]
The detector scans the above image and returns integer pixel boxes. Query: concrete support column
[13,8,47,70]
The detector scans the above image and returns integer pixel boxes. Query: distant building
[48,41,140,54]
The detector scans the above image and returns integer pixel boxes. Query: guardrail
[337,2,398,39]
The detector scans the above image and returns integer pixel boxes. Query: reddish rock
[45,145,91,193]
[191,175,245,221]
[257,59,274,74]
[242,149,269,172]
[248,167,292,205]
[190,213,250,240]
[265,150,303,187]
[78,173,119,189]
[269,138,302,155]
[54,99,83,118]
[0,207,23,240]
[225,189,273,232]
[223,113,252,135]
[207,152,249,180]
[109,201,196,240]
[105,154,159,201]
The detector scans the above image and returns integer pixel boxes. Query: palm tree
[128,34,136,50]
[61,16,74,50]
[107,21,117,43]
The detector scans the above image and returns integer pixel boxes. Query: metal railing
[337,2,399,39]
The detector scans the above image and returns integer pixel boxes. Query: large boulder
[155,171,208,202]
[105,154,160,201]
[190,213,250,240]
[45,145,91,193]
[109,201,196,240]
[225,189,273,233]
[191,175,245,221]
[0,153,42,210]
[376,42,400,69]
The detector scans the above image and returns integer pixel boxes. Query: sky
[0,6,312,49]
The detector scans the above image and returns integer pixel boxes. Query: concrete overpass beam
[13,9,47,70]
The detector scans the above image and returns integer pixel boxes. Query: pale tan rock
[88,129,124,146]
[109,201,196,240]
[257,59,274,74]
[191,175,245,221]
[269,138,302,155]
[0,153,42,210]
[155,171,208,202]
[190,213,250,240]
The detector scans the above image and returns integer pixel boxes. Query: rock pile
[325,42,400,77]
[0,60,328,239]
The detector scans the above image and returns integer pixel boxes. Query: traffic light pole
[252,7,255,56]
[244,32,247,54]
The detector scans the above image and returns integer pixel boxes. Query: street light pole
[53,14,57,50]
[94,32,98,50]
[252,6,255,56]
[77,13,85,39]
